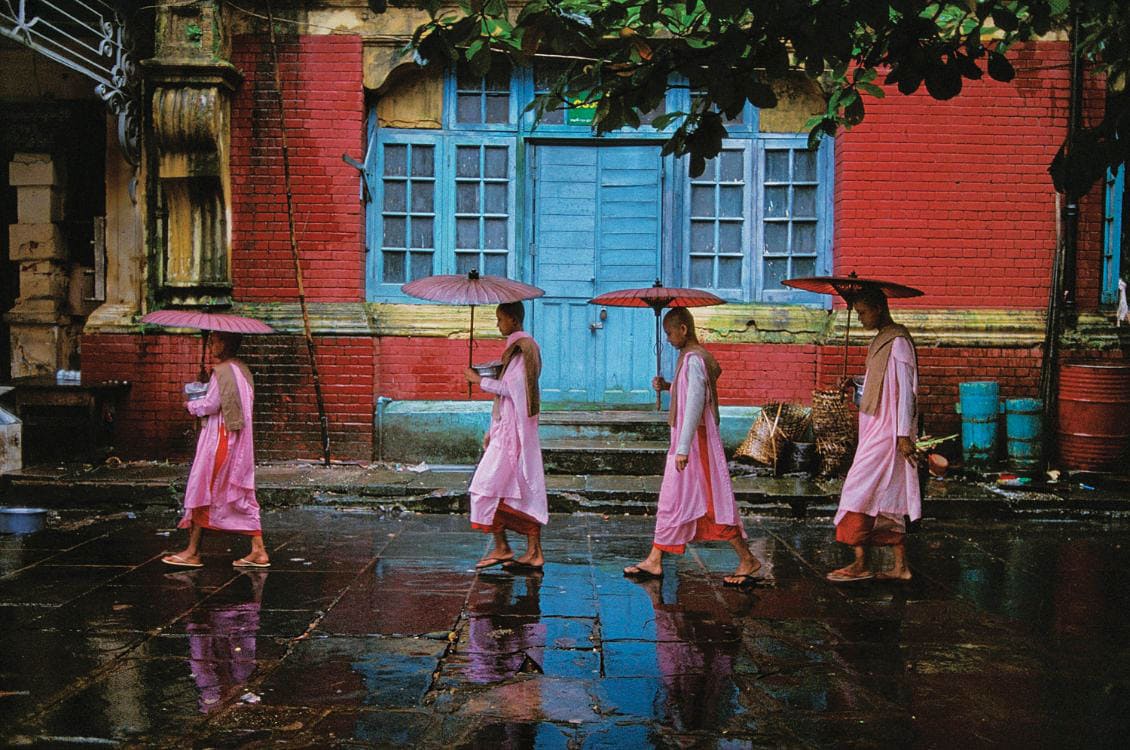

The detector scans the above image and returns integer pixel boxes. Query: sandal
[161,554,203,568]
[623,565,663,580]
[501,560,543,572]
[825,570,874,583]
[232,558,271,568]
[474,556,512,570]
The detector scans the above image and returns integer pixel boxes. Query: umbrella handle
[655,309,662,411]
[199,331,209,383]
[468,305,475,400]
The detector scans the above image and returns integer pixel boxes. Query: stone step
[542,438,668,475]
[538,410,671,442]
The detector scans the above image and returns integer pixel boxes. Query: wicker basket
[811,388,856,476]
[735,402,811,467]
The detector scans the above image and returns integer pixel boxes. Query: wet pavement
[2,508,1130,748]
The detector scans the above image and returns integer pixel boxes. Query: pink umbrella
[141,309,275,381]
[401,270,545,397]
[141,310,275,334]
[589,280,726,410]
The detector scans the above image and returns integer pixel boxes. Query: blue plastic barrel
[957,381,1000,466]
[1005,398,1043,472]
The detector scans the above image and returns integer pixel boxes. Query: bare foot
[875,568,912,581]
[512,551,544,567]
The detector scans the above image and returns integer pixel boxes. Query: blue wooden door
[531,144,663,404]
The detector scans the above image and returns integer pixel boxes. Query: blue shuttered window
[453,142,514,277]
[687,146,748,297]
[376,137,438,285]
[368,131,515,295]
[367,67,833,305]
[756,140,829,303]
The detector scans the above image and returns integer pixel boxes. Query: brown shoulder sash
[500,336,541,417]
[858,324,914,416]
[213,359,253,431]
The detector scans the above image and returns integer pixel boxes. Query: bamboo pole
[266,1,332,466]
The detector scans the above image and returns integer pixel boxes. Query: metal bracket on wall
[0,0,140,165]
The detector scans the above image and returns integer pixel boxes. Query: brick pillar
[5,153,79,377]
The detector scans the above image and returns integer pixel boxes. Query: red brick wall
[241,336,375,461]
[834,41,1108,312]
[81,334,374,462]
[713,344,818,405]
[82,334,212,461]
[230,34,365,302]
[375,337,508,401]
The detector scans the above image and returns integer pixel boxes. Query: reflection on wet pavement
[2,509,1130,747]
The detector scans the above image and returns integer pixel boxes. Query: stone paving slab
[1,508,1130,747]
[5,461,1130,519]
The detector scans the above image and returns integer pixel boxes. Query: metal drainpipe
[375,396,393,462]
[1062,1,1084,328]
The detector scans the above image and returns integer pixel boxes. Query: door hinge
[530,242,537,257]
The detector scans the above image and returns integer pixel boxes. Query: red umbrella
[589,280,726,410]
[141,309,275,381]
[781,273,924,300]
[781,271,925,380]
[402,270,545,397]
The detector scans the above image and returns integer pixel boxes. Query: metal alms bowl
[472,361,503,379]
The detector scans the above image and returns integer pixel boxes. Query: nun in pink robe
[623,307,761,586]
[828,287,919,583]
[162,332,269,569]
[464,302,548,572]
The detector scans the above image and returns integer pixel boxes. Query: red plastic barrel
[1057,363,1130,471]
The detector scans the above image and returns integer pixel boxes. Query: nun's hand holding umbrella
[401,270,545,398]
[780,271,925,381]
[140,310,275,382]
[588,280,727,411]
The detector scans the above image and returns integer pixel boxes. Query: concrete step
[542,438,668,475]
[538,410,671,442]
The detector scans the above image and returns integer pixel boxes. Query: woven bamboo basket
[811,388,856,475]
[735,402,811,467]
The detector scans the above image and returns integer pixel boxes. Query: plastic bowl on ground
[927,453,949,478]
[0,507,48,534]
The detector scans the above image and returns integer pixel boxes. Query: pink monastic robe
[834,335,921,529]
[179,360,261,534]
[654,350,746,550]
[468,331,548,529]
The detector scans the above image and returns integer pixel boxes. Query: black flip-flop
[502,560,543,572]
[623,566,663,580]
[474,557,512,570]
[722,573,761,588]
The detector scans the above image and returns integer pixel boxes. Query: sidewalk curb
[3,464,1129,521]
